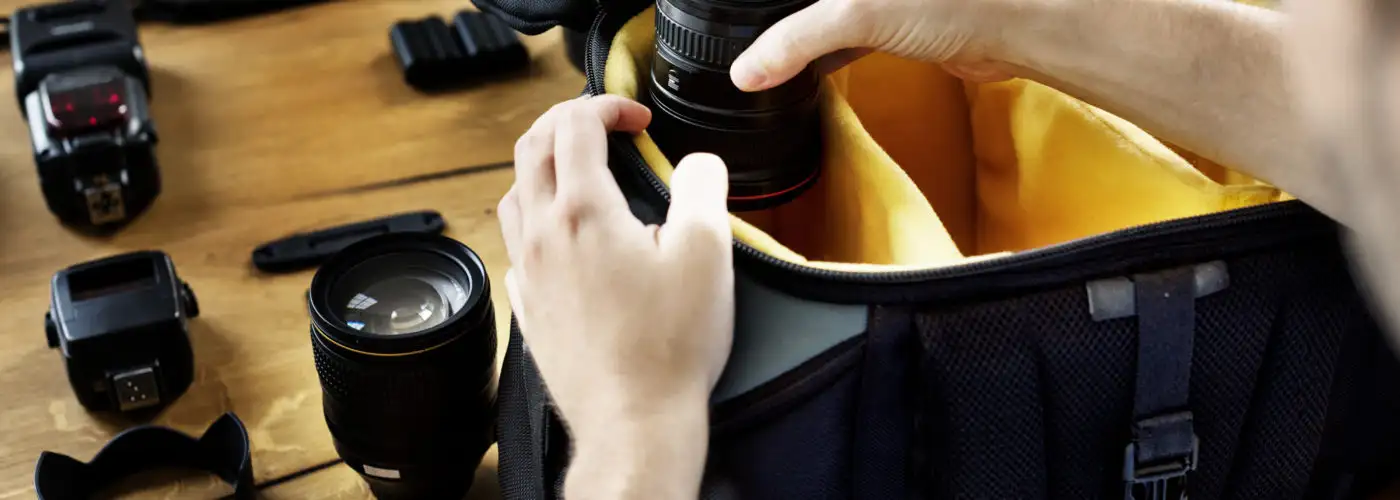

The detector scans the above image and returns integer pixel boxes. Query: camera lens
[332,253,471,336]
[646,0,822,211]
[308,233,496,499]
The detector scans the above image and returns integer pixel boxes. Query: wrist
[993,0,1278,74]
[985,0,1083,72]
[564,395,711,500]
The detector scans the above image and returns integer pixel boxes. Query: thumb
[730,0,864,91]
[660,153,732,252]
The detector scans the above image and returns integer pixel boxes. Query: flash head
[46,251,199,414]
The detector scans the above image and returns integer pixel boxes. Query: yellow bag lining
[606,8,1287,273]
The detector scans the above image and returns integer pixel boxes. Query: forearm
[563,396,710,500]
[1000,0,1349,222]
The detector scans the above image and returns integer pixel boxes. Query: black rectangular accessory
[12,0,160,234]
[252,210,448,273]
[46,251,199,413]
[390,10,530,92]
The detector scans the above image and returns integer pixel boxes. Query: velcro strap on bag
[1124,267,1200,500]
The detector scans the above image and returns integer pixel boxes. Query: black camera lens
[331,253,471,336]
[308,233,496,499]
[645,0,822,211]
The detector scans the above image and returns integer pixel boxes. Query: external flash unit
[46,251,199,414]
[11,0,160,234]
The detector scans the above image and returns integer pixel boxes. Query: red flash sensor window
[44,78,129,136]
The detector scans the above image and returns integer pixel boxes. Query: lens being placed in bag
[645,0,823,211]
[307,233,496,500]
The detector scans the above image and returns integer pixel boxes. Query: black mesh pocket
[1212,249,1344,498]
[910,241,1383,500]
[913,287,1063,499]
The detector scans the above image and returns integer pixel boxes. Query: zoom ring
[655,9,749,68]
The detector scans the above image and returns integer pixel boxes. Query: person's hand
[497,95,735,498]
[729,0,1025,91]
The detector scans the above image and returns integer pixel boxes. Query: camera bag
[475,0,1400,498]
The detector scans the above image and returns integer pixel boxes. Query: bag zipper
[580,4,1339,292]
[581,7,611,95]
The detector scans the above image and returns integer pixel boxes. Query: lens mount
[308,232,491,357]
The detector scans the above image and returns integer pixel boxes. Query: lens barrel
[646,0,822,211]
[308,233,496,499]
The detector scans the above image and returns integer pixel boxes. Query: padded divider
[606,8,1286,271]
[842,54,980,256]
[963,79,1281,254]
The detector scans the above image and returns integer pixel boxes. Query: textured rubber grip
[653,7,749,68]
[311,320,496,415]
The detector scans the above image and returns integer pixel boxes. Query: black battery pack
[390,10,530,92]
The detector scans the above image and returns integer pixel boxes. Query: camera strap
[33,412,255,499]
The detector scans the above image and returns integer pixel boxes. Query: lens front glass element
[329,252,471,336]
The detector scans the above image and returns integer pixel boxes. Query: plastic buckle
[1123,411,1198,500]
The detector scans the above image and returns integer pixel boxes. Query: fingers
[553,96,652,211]
[591,94,654,133]
[514,104,567,211]
[515,95,653,224]
[659,153,732,253]
[731,0,866,91]
[497,186,523,267]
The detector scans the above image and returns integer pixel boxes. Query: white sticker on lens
[363,465,402,479]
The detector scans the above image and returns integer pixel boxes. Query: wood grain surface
[0,1,582,497]
[2,1,1398,499]
[256,454,500,499]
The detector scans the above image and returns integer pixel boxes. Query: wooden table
[0,1,583,497]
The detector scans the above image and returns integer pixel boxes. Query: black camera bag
[474,0,1400,497]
